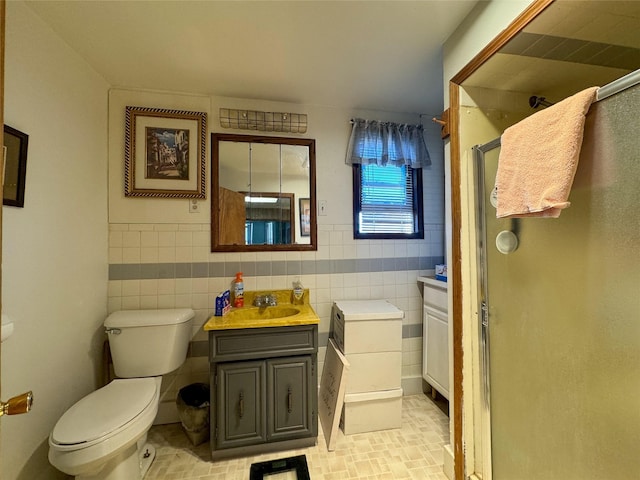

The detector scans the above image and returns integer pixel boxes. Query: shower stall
[473,73,640,479]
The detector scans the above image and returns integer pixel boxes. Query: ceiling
[25,0,480,116]
[463,0,640,105]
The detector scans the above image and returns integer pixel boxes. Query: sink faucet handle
[253,293,278,307]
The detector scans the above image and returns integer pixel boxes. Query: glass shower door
[475,83,640,480]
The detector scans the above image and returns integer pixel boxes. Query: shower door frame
[472,137,501,480]
[469,70,640,480]
[446,2,640,475]
[447,2,556,477]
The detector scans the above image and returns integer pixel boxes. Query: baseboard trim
[401,376,423,395]
[443,443,455,480]
[154,400,180,425]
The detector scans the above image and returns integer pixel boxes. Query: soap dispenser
[292,277,304,305]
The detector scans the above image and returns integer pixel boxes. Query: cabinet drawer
[210,325,318,362]
[423,285,447,311]
[345,351,402,394]
[333,317,402,354]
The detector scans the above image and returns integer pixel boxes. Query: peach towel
[496,86,599,218]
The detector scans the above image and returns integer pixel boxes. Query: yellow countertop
[203,289,320,331]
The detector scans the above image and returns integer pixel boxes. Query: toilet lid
[51,378,157,445]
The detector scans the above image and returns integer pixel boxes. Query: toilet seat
[51,378,158,450]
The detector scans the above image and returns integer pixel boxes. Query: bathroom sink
[224,306,301,321]
[203,289,320,331]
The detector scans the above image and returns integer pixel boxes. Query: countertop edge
[204,317,320,331]
[418,275,448,290]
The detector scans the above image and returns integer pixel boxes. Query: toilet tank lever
[105,327,121,335]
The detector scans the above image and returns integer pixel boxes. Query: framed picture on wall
[299,198,311,236]
[124,106,207,198]
[3,125,29,208]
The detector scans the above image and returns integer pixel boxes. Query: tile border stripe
[109,256,444,281]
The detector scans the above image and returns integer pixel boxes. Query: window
[346,118,428,239]
[353,163,423,239]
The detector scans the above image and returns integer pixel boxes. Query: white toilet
[49,308,195,480]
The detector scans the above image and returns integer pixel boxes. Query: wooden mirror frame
[211,133,317,252]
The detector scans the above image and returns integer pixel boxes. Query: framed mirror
[3,125,29,208]
[211,133,316,252]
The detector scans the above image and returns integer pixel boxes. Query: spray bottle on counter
[233,272,244,308]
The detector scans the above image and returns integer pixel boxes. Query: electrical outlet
[189,199,200,213]
[319,200,327,216]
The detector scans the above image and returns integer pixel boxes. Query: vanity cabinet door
[423,306,449,399]
[267,356,313,441]
[216,360,266,450]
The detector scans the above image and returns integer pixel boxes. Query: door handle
[287,387,293,413]
[238,391,244,419]
[1,391,33,417]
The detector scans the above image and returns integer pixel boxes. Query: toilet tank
[104,309,194,378]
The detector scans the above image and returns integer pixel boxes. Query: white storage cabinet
[331,300,404,434]
[419,277,449,400]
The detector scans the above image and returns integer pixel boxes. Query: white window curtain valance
[345,118,431,168]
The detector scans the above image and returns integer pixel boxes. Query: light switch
[319,200,327,216]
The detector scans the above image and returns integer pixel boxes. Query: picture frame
[299,197,311,236]
[3,125,29,208]
[124,106,207,198]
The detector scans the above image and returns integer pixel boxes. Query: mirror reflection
[244,192,294,245]
[212,133,316,251]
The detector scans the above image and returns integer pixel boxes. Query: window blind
[359,164,414,234]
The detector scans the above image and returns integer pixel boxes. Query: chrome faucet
[253,294,278,307]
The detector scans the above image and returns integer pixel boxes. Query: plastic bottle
[292,277,304,304]
[233,272,244,308]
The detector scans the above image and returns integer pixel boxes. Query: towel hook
[529,95,555,109]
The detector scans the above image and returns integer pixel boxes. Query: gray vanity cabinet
[216,360,266,450]
[209,324,318,460]
[268,356,314,441]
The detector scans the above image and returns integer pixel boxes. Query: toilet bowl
[49,377,161,479]
[48,308,195,480]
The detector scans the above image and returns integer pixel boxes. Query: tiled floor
[146,394,450,480]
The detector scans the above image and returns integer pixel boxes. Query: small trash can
[176,383,210,446]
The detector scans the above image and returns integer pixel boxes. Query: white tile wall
[108,221,442,407]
